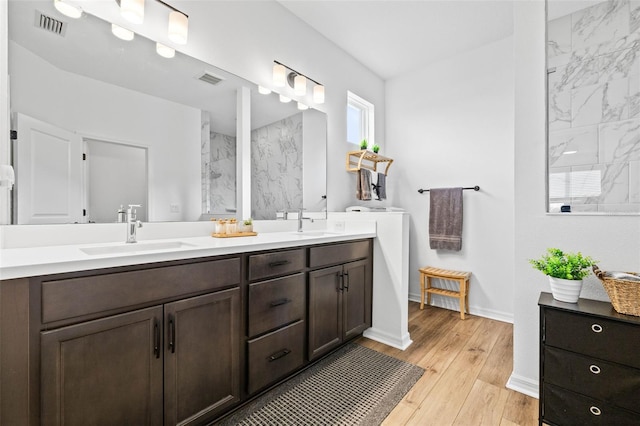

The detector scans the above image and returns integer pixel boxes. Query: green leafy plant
[372,144,380,153]
[360,139,368,150]
[529,248,596,280]
[243,218,253,226]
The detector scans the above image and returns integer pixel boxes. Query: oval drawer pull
[270,298,292,307]
[589,364,601,374]
[589,406,601,416]
[591,324,603,333]
[269,260,291,268]
[268,348,291,361]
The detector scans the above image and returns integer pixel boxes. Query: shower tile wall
[201,128,236,215]
[548,0,640,213]
[251,113,303,220]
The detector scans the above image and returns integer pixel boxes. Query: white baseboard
[362,327,413,350]
[506,372,539,399]
[408,293,514,324]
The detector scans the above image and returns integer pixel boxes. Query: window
[347,91,374,146]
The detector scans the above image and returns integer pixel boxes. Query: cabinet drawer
[248,273,305,337]
[248,249,306,281]
[309,240,370,269]
[247,320,305,394]
[544,308,640,369]
[42,258,241,324]
[542,383,640,426]
[544,346,640,414]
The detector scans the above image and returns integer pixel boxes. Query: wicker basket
[593,266,640,317]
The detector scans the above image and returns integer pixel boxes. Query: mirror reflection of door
[13,113,83,224]
[85,139,148,223]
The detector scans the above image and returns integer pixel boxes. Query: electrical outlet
[170,203,180,213]
[333,221,345,232]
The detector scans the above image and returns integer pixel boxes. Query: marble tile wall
[201,116,237,215]
[251,113,303,220]
[548,0,640,213]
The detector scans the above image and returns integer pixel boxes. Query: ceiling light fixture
[167,8,188,44]
[297,102,309,110]
[53,0,82,18]
[273,60,324,104]
[258,86,272,95]
[111,23,135,41]
[279,95,291,103]
[120,0,145,24]
[156,42,175,58]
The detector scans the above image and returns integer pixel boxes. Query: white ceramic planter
[549,277,583,303]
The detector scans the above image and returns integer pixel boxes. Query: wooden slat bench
[419,266,471,319]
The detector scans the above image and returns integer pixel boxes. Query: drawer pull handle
[270,298,292,307]
[153,319,160,359]
[168,314,176,354]
[589,406,601,416]
[591,324,603,333]
[268,348,291,362]
[269,260,290,268]
[589,365,601,374]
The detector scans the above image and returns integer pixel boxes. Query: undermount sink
[81,241,196,256]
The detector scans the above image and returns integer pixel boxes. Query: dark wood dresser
[539,292,640,426]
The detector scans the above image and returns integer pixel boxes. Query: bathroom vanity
[0,232,373,425]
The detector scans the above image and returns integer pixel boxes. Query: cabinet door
[343,259,372,340]
[164,288,241,426]
[308,265,343,360]
[41,306,164,426]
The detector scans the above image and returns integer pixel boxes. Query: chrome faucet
[126,204,143,243]
[297,208,314,232]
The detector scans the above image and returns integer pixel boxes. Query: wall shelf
[346,150,393,175]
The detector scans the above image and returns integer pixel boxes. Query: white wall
[76,0,386,214]
[10,43,201,222]
[386,37,515,322]
[510,1,640,397]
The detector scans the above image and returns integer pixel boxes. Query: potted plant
[530,248,596,303]
[360,139,368,150]
[372,144,380,154]
[239,218,253,233]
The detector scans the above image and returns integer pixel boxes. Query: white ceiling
[277,0,515,81]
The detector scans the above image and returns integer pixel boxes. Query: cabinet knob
[591,323,603,333]
[589,364,601,374]
[589,406,602,416]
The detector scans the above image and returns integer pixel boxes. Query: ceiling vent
[198,72,224,86]
[35,10,67,37]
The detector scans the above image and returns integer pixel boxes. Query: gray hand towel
[375,173,386,200]
[358,169,372,201]
[429,187,463,251]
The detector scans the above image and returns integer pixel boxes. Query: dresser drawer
[544,308,640,369]
[248,273,305,337]
[309,240,370,269]
[41,258,241,324]
[544,346,640,413]
[543,383,640,426]
[248,249,306,281]
[247,320,305,394]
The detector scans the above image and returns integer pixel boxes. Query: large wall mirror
[7,0,327,224]
[547,0,640,214]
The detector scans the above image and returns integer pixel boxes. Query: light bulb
[53,0,82,18]
[313,84,325,104]
[297,102,309,110]
[120,0,144,25]
[294,75,306,96]
[111,24,134,41]
[279,95,291,103]
[156,43,175,58]
[273,64,286,87]
[168,11,188,45]
[258,86,272,95]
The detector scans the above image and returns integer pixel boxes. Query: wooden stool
[419,267,471,319]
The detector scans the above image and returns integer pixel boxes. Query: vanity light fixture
[279,95,292,103]
[156,42,175,58]
[258,86,272,95]
[111,23,135,41]
[273,60,324,104]
[167,9,188,44]
[53,0,82,19]
[120,0,145,24]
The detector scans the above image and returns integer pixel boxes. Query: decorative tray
[211,232,258,238]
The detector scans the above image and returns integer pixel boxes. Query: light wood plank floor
[356,302,539,426]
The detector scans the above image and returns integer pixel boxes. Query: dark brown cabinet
[308,241,372,361]
[539,292,640,426]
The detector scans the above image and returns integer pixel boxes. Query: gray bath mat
[217,343,424,425]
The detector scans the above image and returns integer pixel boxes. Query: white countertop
[0,230,376,280]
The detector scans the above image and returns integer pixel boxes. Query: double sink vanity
[0,228,375,425]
